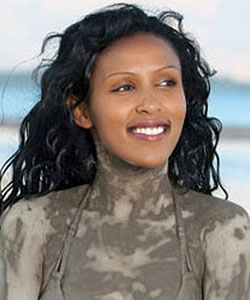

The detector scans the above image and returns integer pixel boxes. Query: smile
[127,121,169,142]
[132,126,165,135]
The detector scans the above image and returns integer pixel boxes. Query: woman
[0,3,249,300]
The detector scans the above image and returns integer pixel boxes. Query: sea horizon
[1,71,250,214]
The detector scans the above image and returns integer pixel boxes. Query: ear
[66,96,93,129]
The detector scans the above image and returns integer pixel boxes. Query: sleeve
[202,205,250,300]
[0,200,48,300]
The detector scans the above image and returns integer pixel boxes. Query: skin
[1,149,250,300]
[74,33,186,168]
[0,33,250,300]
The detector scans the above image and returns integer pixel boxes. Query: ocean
[0,74,250,197]
[209,90,250,127]
[1,75,250,126]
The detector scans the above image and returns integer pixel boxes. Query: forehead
[92,33,181,76]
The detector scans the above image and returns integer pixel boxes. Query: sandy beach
[1,123,250,214]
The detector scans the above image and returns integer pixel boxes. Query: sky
[0,0,250,83]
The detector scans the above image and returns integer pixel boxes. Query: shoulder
[174,188,250,296]
[0,184,90,299]
[173,187,250,258]
[1,184,90,243]
[176,189,250,263]
[174,187,250,230]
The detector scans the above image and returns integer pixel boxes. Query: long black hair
[0,3,227,215]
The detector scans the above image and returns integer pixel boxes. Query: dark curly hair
[0,3,227,215]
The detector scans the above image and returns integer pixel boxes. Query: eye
[111,84,134,93]
[157,79,176,87]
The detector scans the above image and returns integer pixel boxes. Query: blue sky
[1,0,250,83]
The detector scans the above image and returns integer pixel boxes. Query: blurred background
[0,0,250,213]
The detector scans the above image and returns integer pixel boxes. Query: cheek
[179,100,187,122]
[88,102,125,138]
[169,95,186,126]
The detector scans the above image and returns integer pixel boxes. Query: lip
[127,120,170,142]
[127,120,170,129]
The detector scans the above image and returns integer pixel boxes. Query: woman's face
[77,33,186,168]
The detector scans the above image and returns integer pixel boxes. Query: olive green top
[1,142,250,300]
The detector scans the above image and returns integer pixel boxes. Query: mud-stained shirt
[1,142,250,300]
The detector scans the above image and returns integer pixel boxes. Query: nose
[135,90,161,114]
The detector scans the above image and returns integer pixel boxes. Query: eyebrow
[105,65,181,79]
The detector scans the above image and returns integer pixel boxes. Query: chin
[140,160,167,168]
[126,155,168,169]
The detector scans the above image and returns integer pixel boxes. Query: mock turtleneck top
[0,142,250,300]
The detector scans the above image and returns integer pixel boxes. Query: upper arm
[0,200,50,300]
[202,206,250,300]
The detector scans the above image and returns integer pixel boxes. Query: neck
[88,141,173,220]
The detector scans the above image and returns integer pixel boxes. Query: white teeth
[132,126,165,135]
